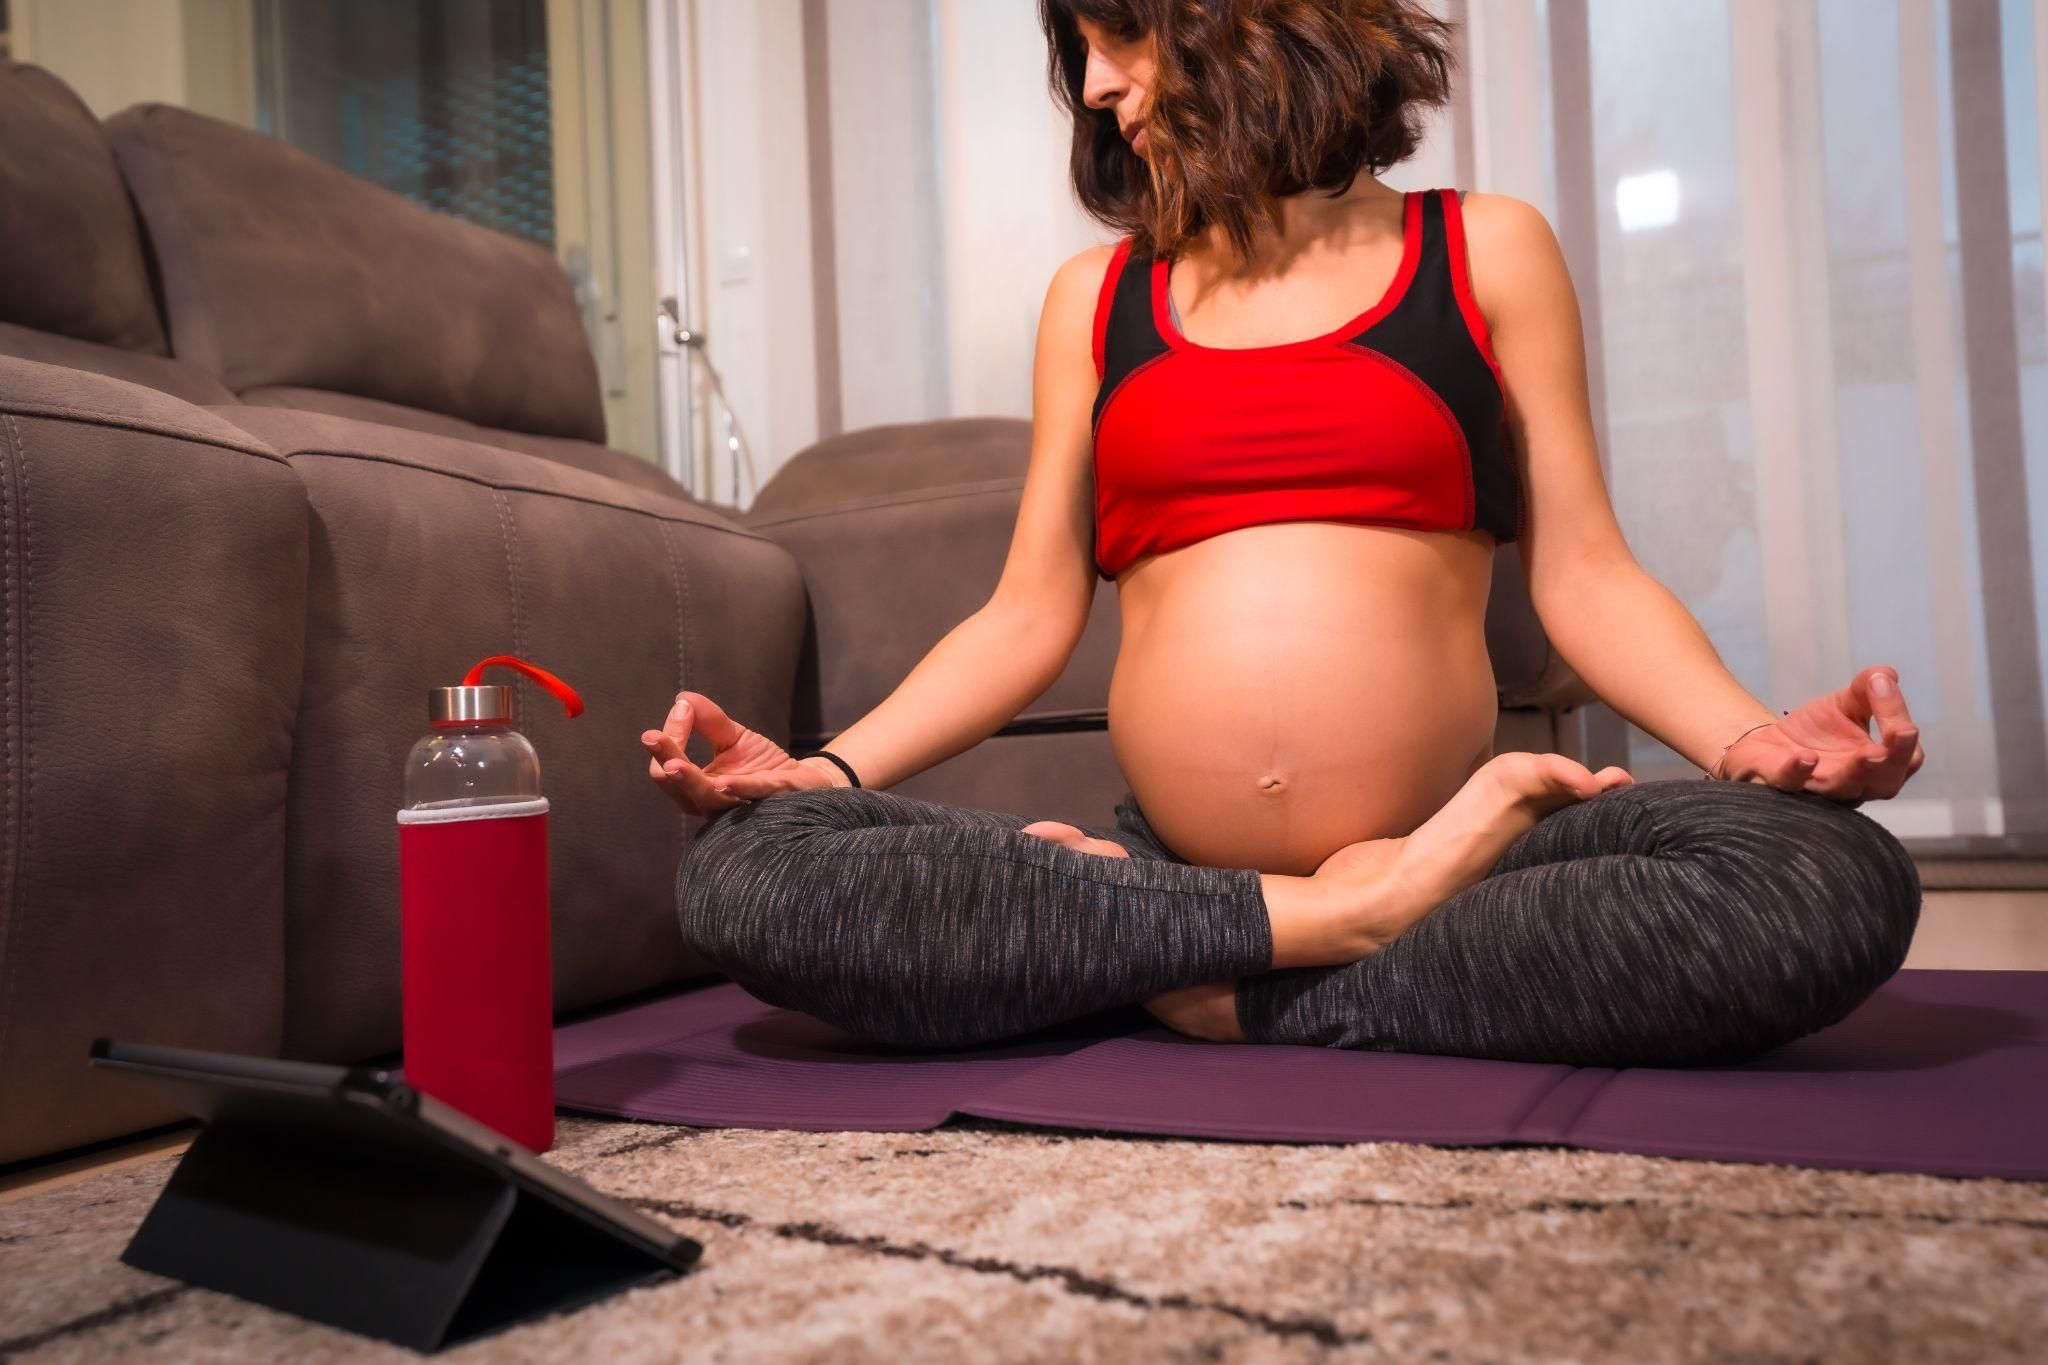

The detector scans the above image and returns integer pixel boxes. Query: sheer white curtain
[1469,0,2048,851]
[783,0,2045,852]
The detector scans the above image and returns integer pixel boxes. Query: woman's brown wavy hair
[1038,0,1457,263]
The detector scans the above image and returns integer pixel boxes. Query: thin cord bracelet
[1706,717,1783,781]
[799,749,862,789]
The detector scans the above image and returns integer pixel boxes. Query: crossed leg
[678,758,1917,1065]
[1021,753,1639,1043]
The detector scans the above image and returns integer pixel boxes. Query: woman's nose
[1082,53,1125,110]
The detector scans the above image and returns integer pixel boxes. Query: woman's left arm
[1465,192,1925,803]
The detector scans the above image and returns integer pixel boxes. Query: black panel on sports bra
[1093,242,1169,433]
[1344,189,1520,540]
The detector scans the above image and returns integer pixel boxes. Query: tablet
[89,1038,700,1271]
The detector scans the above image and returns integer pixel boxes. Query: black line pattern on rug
[627,1196,1372,1347]
[0,1286,191,1357]
[854,1148,946,1163]
[1275,1194,2048,1232]
[586,1127,706,1160]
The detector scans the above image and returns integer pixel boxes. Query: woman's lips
[1130,126,1149,154]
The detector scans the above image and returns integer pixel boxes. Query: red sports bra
[1088,187,1521,580]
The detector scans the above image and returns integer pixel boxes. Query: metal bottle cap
[428,684,513,724]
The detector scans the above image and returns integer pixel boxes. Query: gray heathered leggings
[674,777,1921,1068]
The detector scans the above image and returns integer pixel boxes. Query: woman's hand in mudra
[1719,664,1924,805]
[640,690,839,815]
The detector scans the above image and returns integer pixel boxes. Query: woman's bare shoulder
[1039,241,1125,353]
[1456,191,1573,322]
[1458,191,1557,256]
[1046,241,1122,308]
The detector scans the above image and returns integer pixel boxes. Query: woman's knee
[1655,781,1918,966]
[672,790,852,966]
[1610,781,1920,1059]
[1533,779,1918,946]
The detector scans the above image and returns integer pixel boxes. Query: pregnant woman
[640,0,1925,1067]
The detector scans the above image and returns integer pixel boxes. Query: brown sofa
[0,59,1588,1167]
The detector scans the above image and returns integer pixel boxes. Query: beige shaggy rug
[2,1115,2044,1362]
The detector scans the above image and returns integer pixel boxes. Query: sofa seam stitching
[491,489,527,684]
[0,414,28,1069]
[660,520,688,691]
[744,479,1025,527]
[281,447,767,538]
[0,402,278,461]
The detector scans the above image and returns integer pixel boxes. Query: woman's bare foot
[1291,752,1633,966]
[1142,980,1245,1042]
[1018,820,1132,859]
[1021,760,1626,1033]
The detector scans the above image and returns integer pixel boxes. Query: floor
[4,1113,2044,1361]
[1890,888,2048,969]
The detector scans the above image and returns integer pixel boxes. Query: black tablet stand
[95,1043,697,1353]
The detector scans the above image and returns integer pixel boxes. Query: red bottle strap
[462,655,585,718]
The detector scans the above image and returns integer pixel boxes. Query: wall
[9,0,254,120]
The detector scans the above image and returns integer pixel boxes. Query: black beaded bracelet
[799,749,862,788]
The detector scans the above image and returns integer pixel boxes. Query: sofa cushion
[1485,545,1595,711]
[239,385,690,501]
[106,103,606,442]
[0,322,233,407]
[0,63,168,355]
[747,418,1037,517]
[0,357,305,1164]
[216,405,805,1064]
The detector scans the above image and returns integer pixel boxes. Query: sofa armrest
[0,357,305,1164]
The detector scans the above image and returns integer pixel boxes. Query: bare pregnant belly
[1108,521,1502,875]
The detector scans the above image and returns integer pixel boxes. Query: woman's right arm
[795,242,1118,792]
[644,243,1117,809]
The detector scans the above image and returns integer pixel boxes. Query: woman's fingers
[676,690,749,752]
[1728,732,1816,790]
[662,692,697,748]
[1875,667,1916,773]
[665,759,744,812]
[640,728,736,813]
[1868,670,1920,778]
[713,769,779,799]
[641,728,697,783]
[1756,740,1817,788]
[643,691,769,815]
[1867,666,1916,734]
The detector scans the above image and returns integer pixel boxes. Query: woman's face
[1076,17,1157,156]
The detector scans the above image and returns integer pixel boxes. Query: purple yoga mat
[553,969,2048,1180]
